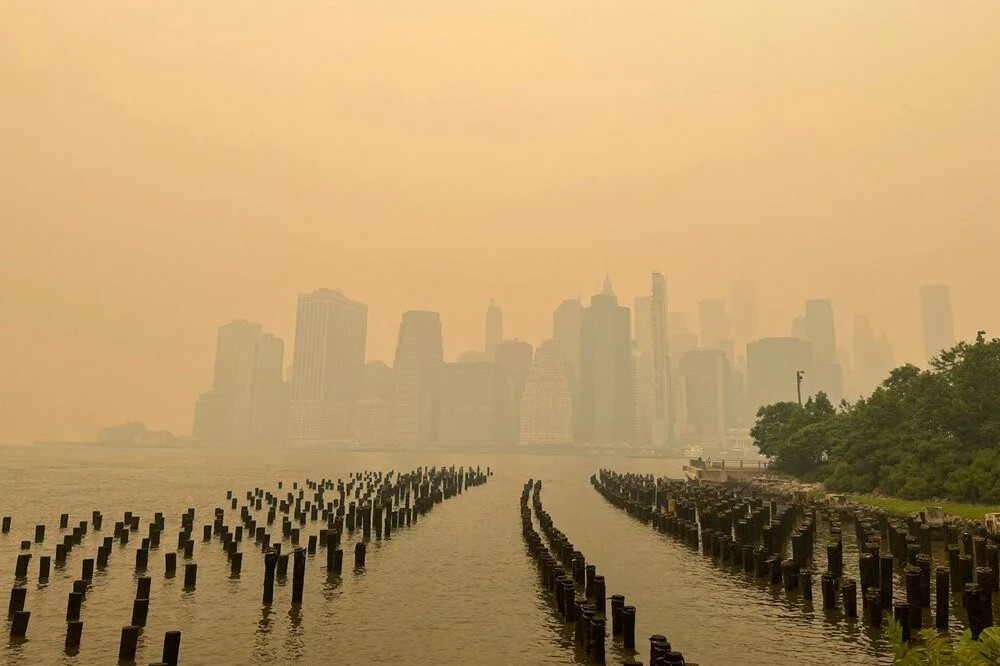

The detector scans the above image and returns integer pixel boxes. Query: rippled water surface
[0,446,921,665]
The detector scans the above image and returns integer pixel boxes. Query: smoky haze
[1,1,998,443]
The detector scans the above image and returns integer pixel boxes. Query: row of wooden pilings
[592,469,998,646]
[5,464,488,663]
[520,479,694,666]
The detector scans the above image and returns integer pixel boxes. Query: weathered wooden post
[162,630,182,665]
[66,591,83,621]
[841,579,858,618]
[183,563,197,590]
[355,541,366,569]
[622,605,636,650]
[118,625,140,661]
[65,619,83,650]
[291,548,305,605]
[9,610,29,638]
[935,567,950,629]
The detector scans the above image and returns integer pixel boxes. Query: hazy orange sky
[2,1,998,442]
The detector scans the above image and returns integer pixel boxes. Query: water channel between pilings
[1,446,911,665]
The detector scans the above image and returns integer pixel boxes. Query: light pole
[796,370,805,406]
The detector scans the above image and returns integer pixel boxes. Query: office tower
[286,289,368,444]
[193,319,287,445]
[249,333,288,444]
[485,300,503,361]
[553,298,583,436]
[579,277,633,444]
[920,285,955,363]
[360,360,393,400]
[746,337,815,415]
[634,295,654,448]
[698,299,732,358]
[730,278,758,365]
[495,339,534,444]
[438,362,507,446]
[802,299,843,403]
[852,316,894,397]
[520,340,573,446]
[192,391,231,443]
[391,311,443,444]
[352,360,392,446]
[211,319,262,443]
[679,349,727,439]
[650,273,671,447]
[668,311,698,363]
[634,273,671,449]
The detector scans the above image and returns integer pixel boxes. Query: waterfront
[0,445,891,665]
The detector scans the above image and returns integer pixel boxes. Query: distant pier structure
[682,458,769,483]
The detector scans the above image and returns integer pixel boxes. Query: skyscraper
[485,300,503,361]
[494,339,534,444]
[352,360,393,446]
[634,295,654,448]
[286,289,368,444]
[650,272,671,448]
[519,340,573,446]
[852,316,894,397]
[193,319,285,445]
[391,310,443,444]
[634,273,671,449]
[553,298,583,437]
[746,337,815,415]
[579,277,633,444]
[729,278,758,365]
[802,299,843,402]
[211,319,262,443]
[920,285,955,363]
[698,299,732,358]
[249,333,288,444]
[438,361,506,446]
[679,349,727,440]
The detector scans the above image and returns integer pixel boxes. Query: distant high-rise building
[457,350,487,364]
[519,340,573,446]
[668,311,698,367]
[553,298,583,437]
[579,277,633,444]
[920,285,955,363]
[495,339,534,444]
[634,295,654,448]
[485,300,503,361]
[211,319,262,443]
[287,289,367,444]
[353,360,392,446]
[746,337,815,415]
[391,311,443,444]
[852,316,894,397]
[193,319,286,445]
[359,360,393,401]
[438,362,506,446]
[698,299,732,358]
[679,349,727,439]
[635,273,671,449]
[802,299,842,402]
[249,333,288,444]
[790,316,807,340]
[650,273,671,448]
[729,278,758,366]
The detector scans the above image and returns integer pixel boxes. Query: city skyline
[6,273,982,444]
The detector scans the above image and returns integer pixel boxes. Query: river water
[0,445,900,665]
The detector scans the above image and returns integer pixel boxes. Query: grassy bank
[851,496,1000,521]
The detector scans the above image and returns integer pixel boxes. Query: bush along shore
[751,334,1000,507]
